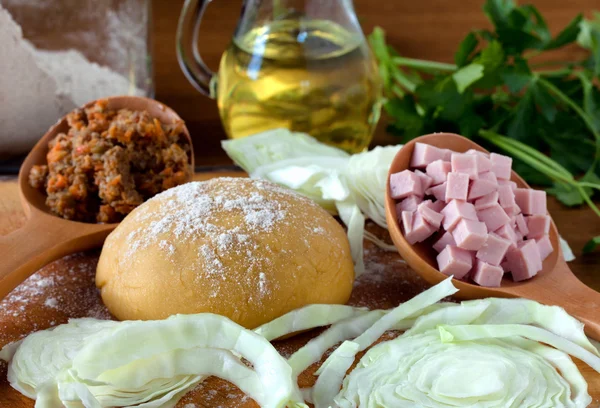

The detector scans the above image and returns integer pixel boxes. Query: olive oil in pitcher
[216,19,382,153]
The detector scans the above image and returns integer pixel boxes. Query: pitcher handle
[176,0,218,98]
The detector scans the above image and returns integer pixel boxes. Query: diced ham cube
[495,224,518,248]
[472,260,504,287]
[390,170,423,200]
[415,170,433,192]
[477,203,511,232]
[422,199,445,213]
[396,195,423,213]
[433,231,456,253]
[451,153,478,180]
[490,153,513,180]
[401,211,413,233]
[497,184,516,210]
[441,200,478,231]
[468,174,498,200]
[442,149,453,161]
[515,213,529,236]
[426,183,447,202]
[536,235,553,261]
[466,149,489,158]
[466,150,493,173]
[501,260,511,273]
[498,179,517,190]
[505,205,520,216]
[526,215,551,239]
[452,219,488,251]
[479,171,498,183]
[411,143,448,168]
[405,211,437,244]
[426,160,452,185]
[515,228,524,244]
[476,232,511,266]
[446,172,470,201]
[418,201,443,228]
[437,245,473,279]
[507,240,542,281]
[474,191,499,210]
[514,189,547,215]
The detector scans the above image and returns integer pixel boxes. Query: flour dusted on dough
[0,3,145,155]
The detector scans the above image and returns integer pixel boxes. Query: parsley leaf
[583,236,600,254]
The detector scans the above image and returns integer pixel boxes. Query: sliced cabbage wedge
[1,314,305,408]
[345,145,402,228]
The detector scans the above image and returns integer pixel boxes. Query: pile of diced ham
[390,142,553,287]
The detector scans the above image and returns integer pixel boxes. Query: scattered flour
[112,178,323,303]
[0,1,147,155]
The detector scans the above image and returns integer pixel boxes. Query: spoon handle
[0,219,110,300]
[546,262,600,341]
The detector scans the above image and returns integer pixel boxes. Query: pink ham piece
[498,179,517,190]
[417,201,443,228]
[526,214,551,238]
[396,195,423,213]
[437,245,473,279]
[423,199,445,213]
[466,149,489,158]
[536,235,553,261]
[495,224,518,248]
[501,260,511,273]
[415,170,433,192]
[506,240,543,282]
[505,205,520,216]
[466,149,493,173]
[405,211,437,244]
[445,172,470,201]
[433,231,456,253]
[515,213,529,236]
[472,260,503,287]
[474,191,499,210]
[477,203,511,232]
[451,153,478,180]
[468,172,498,200]
[497,184,516,210]
[390,170,423,200]
[452,218,488,251]
[426,182,447,202]
[490,153,513,180]
[476,232,511,266]
[514,189,547,215]
[411,143,448,168]
[426,160,451,185]
[441,200,478,231]
[401,211,413,233]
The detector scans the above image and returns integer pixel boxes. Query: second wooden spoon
[385,133,600,340]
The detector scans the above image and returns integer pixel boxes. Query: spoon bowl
[0,96,193,300]
[386,133,600,339]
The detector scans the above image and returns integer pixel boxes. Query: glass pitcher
[177,0,382,153]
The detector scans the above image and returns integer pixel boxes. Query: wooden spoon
[385,132,600,340]
[0,96,193,300]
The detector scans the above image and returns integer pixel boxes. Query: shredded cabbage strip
[3,279,599,408]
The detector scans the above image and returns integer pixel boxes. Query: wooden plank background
[152,0,597,164]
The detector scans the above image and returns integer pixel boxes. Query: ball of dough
[96,177,354,327]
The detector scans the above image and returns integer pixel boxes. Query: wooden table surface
[151,0,598,166]
[0,174,599,407]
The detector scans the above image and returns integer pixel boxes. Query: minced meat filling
[29,100,192,223]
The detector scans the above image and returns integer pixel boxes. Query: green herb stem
[392,71,417,93]
[391,57,457,72]
[578,182,600,191]
[479,130,574,183]
[537,77,600,147]
[576,185,600,218]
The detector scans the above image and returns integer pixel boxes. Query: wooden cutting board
[0,172,599,407]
